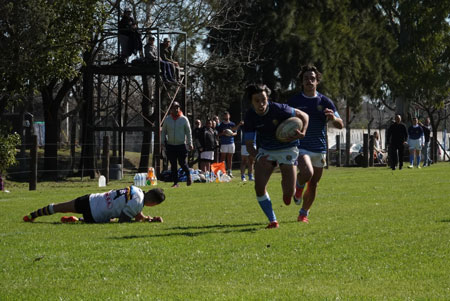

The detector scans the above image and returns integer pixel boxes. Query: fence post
[102,135,110,184]
[29,135,37,190]
[369,135,374,167]
[363,133,369,168]
[336,135,341,167]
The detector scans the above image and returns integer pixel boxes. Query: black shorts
[73,194,95,223]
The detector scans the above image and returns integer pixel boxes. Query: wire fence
[6,141,249,179]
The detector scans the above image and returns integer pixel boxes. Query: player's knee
[308,181,318,190]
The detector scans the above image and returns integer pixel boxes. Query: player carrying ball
[242,84,309,228]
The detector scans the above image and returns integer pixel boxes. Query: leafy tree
[377,0,450,118]
[0,130,21,175]
[1,0,105,178]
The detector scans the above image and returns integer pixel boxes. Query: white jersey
[89,186,144,223]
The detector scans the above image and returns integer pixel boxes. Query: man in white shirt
[23,187,165,223]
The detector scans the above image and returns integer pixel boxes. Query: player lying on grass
[242,83,309,229]
[23,187,165,223]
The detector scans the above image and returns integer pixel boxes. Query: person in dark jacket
[386,114,408,170]
[197,119,216,172]
[117,9,142,64]
[420,117,432,167]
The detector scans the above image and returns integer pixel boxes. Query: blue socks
[409,154,414,165]
[416,155,421,166]
[299,208,308,217]
[296,181,305,189]
[257,193,276,222]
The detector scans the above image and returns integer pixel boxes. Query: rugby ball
[224,129,234,136]
[275,117,303,142]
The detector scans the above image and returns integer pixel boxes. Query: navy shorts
[73,194,95,223]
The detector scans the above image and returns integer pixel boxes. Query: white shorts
[408,139,422,150]
[258,146,299,165]
[200,151,214,161]
[299,149,326,168]
[220,143,235,154]
[241,145,250,156]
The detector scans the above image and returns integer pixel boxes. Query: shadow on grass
[109,222,266,239]
[440,219,450,223]
[109,220,300,240]
[165,222,263,231]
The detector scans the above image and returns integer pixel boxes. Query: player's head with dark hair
[145,188,165,204]
[245,83,271,102]
[297,64,322,84]
[245,84,271,116]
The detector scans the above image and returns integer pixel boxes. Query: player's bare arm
[324,108,343,129]
[295,109,309,137]
[134,212,149,222]
[231,121,244,131]
[245,140,258,158]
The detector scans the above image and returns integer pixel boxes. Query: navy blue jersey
[242,102,297,150]
[217,121,236,145]
[408,125,424,140]
[288,92,340,153]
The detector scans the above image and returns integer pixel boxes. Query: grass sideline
[1,164,450,299]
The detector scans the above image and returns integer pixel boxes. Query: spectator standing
[192,119,203,167]
[117,9,142,64]
[242,84,308,228]
[287,65,344,223]
[197,119,216,173]
[407,117,424,168]
[211,119,220,163]
[217,111,243,178]
[420,117,432,167]
[161,102,193,187]
[386,114,408,170]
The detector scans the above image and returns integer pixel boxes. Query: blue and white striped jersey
[288,92,340,153]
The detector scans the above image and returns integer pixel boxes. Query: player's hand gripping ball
[275,117,303,142]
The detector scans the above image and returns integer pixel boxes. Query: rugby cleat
[60,216,79,223]
[23,215,34,222]
[297,215,309,223]
[266,221,279,229]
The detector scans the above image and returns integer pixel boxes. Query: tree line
[0,0,449,176]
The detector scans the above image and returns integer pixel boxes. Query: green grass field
[1,164,450,300]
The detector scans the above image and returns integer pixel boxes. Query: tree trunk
[79,68,96,179]
[41,87,60,180]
